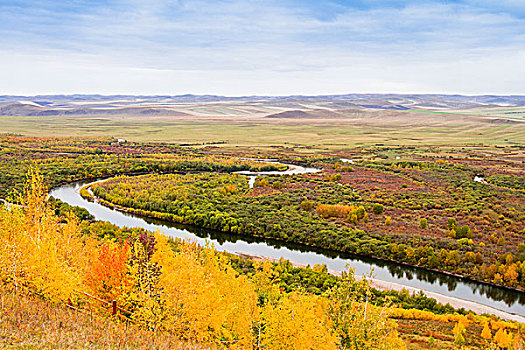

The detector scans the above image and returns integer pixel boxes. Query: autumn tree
[151,235,257,346]
[372,204,384,215]
[260,292,337,350]
[301,200,314,211]
[481,322,492,341]
[453,321,466,345]
[494,328,513,349]
[326,271,406,350]
[84,241,131,302]
[127,232,165,330]
[0,167,84,302]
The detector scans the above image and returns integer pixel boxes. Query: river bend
[49,164,525,317]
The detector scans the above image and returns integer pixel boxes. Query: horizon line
[2,92,525,99]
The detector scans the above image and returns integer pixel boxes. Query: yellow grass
[0,287,205,350]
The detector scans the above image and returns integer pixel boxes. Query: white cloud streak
[0,0,524,94]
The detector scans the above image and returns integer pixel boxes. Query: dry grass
[0,287,208,350]
[397,318,493,350]
[1,106,523,151]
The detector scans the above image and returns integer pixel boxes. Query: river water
[49,168,525,317]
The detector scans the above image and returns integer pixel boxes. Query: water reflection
[50,181,525,316]
[142,215,525,310]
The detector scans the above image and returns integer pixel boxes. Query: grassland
[1,113,524,152]
[2,94,525,153]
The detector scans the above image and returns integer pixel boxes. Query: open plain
[1,95,524,149]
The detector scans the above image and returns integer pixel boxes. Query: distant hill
[0,103,45,116]
[1,94,525,118]
[266,109,346,119]
[1,93,525,109]
[0,103,192,117]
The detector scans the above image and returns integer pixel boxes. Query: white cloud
[1,47,524,95]
[0,0,524,94]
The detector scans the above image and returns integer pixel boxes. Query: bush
[455,225,473,239]
[300,200,314,211]
[372,204,384,215]
[272,181,283,189]
[331,173,342,181]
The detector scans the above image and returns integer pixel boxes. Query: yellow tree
[512,325,523,350]
[126,233,166,331]
[0,167,82,302]
[326,271,406,350]
[481,322,492,341]
[151,234,257,347]
[494,328,513,349]
[260,292,337,350]
[453,321,466,345]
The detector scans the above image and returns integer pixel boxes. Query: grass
[397,318,492,350]
[0,287,203,350]
[1,111,524,152]
[0,287,498,350]
[0,288,500,350]
[412,107,525,121]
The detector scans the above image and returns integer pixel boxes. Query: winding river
[49,163,525,318]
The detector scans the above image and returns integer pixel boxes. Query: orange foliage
[84,242,131,301]
[481,322,492,340]
[494,328,513,348]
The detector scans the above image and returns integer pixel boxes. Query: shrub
[272,181,283,189]
[331,173,342,181]
[300,200,314,211]
[455,225,473,239]
[372,204,384,215]
[356,206,366,219]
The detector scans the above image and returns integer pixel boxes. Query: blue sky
[1,0,524,95]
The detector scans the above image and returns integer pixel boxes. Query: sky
[1,0,524,96]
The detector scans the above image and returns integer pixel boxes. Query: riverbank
[51,177,525,318]
[367,277,525,323]
[86,183,525,295]
[235,252,525,323]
